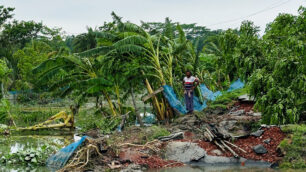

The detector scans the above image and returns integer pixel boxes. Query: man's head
[186,70,191,78]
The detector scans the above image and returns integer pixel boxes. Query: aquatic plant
[0,144,56,166]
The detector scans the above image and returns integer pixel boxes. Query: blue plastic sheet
[142,113,156,124]
[46,136,87,170]
[163,79,245,114]
[163,85,188,114]
[200,84,222,101]
[227,79,244,92]
[192,95,207,112]
[132,113,157,127]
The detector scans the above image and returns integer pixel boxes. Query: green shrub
[76,109,121,133]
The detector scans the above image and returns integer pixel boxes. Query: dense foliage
[0,5,305,126]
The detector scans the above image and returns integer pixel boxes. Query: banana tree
[78,22,169,120]
[33,55,115,115]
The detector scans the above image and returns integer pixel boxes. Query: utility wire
[207,0,293,27]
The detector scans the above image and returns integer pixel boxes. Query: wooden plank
[142,87,164,102]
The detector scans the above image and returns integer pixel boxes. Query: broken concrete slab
[253,144,268,154]
[165,142,206,163]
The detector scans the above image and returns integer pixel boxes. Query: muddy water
[150,166,276,172]
[148,161,304,172]
[0,134,78,172]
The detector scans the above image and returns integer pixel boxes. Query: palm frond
[76,46,114,57]
[114,35,147,47]
[176,24,186,42]
[95,32,117,41]
[115,44,148,55]
[118,22,147,37]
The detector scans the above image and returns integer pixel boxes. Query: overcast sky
[1,0,305,35]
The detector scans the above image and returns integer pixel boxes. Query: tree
[249,7,306,124]
[12,41,53,90]
[204,29,239,89]
[33,54,114,115]
[234,21,264,81]
[72,27,98,53]
[0,5,14,27]
[0,20,45,90]
[0,59,11,98]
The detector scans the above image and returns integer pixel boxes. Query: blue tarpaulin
[163,79,245,114]
[200,84,222,101]
[46,136,87,170]
[227,79,244,92]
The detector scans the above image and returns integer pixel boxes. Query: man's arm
[192,78,200,90]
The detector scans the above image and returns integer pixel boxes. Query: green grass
[279,124,306,169]
[147,125,170,141]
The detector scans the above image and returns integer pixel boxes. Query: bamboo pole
[220,140,239,158]
[144,78,163,120]
[224,140,247,153]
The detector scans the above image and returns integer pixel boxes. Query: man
[183,71,199,114]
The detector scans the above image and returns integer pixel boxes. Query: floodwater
[150,163,276,172]
[0,133,77,172]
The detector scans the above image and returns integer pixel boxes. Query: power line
[207,0,292,27]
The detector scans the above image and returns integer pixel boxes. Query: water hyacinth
[0,144,56,166]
